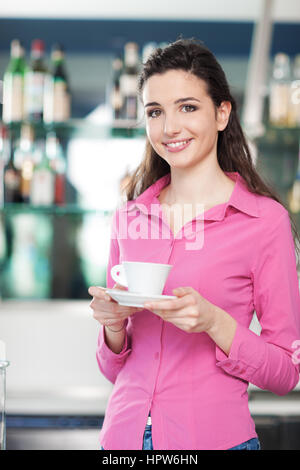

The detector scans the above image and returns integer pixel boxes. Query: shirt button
[154,352,159,360]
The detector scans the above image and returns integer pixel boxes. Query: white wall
[0,0,299,22]
[0,300,112,415]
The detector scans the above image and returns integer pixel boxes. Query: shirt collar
[120,171,260,221]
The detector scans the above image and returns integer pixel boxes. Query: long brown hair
[124,38,299,260]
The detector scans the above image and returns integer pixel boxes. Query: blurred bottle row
[2,39,71,125]
[2,39,166,126]
[269,53,300,127]
[0,123,66,207]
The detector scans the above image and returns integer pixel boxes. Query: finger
[149,307,178,321]
[105,283,127,302]
[144,294,193,311]
[162,304,197,320]
[88,286,110,300]
[152,305,198,325]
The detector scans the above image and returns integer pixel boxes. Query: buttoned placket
[144,205,176,411]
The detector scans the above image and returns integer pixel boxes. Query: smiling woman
[143,70,231,178]
[89,38,300,451]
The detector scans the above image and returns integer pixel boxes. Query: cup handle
[110,264,128,288]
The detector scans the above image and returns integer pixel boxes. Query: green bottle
[2,39,26,123]
[30,139,55,206]
[43,44,71,123]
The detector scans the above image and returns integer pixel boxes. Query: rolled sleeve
[96,322,132,384]
[216,323,265,381]
[216,210,300,395]
[95,209,132,383]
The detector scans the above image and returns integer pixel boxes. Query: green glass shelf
[0,203,113,216]
[2,119,146,140]
[254,125,300,149]
[265,124,300,132]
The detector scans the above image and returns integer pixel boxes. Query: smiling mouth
[163,139,193,151]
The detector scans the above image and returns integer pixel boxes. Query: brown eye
[147,109,161,118]
[182,105,197,113]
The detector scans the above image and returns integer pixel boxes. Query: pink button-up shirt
[96,171,300,450]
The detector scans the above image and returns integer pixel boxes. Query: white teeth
[166,140,189,148]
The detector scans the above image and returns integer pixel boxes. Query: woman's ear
[216,101,232,131]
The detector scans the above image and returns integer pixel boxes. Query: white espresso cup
[110,261,172,295]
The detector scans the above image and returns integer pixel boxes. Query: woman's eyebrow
[145,97,201,108]
[174,97,201,104]
[144,101,160,108]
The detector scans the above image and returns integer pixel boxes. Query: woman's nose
[163,113,181,136]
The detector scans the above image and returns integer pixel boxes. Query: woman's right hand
[88,284,142,330]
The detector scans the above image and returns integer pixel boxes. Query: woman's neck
[161,165,235,208]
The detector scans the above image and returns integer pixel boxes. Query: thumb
[114,283,128,291]
[173,286,192,297]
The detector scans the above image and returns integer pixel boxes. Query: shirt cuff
[215,322,266,380]
[98,320,132,362]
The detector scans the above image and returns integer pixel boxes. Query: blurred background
[0,0,300,450]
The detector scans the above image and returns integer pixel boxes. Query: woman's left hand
[144,286,220,334]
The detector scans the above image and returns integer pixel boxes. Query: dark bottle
[0,125,9,207]
[119,42,140,121]
[110,57,123,121]
[4,133,22,203]
[45,132,66,205]
[44,43,71,123]
[24,39,48,122]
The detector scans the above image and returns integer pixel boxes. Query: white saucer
[105,288,176,308]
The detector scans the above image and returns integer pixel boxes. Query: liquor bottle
[139,42,157,122]
[3,133,22,203]
[2,39,26,123]
[0,128,4,208]
[288,55,300,127]
[45,132,66,205]
[24,39,48,122]
[269,53,291,127]
[30,138,55,206]
[119,42,140,121]
[14,123,37,203]
[288,147,300,213]
[110,57,123,121]
[0,125,9,207]
[43,44,71,123]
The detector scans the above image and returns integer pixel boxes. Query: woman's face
[142,69,231,170]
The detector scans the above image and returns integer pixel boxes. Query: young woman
[89,38,300,450]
